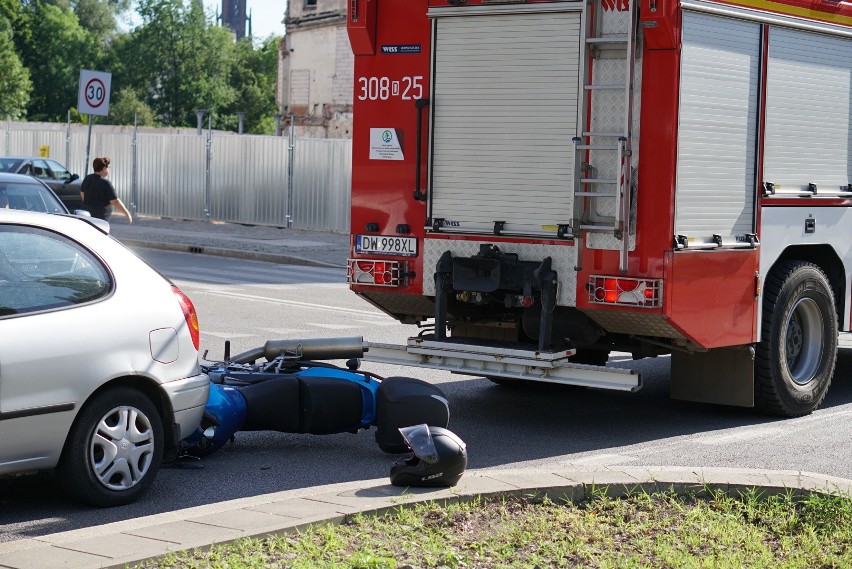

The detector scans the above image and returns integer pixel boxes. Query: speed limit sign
[78,69,112,116]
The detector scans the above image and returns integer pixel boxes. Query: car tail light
[348,259,406,286]
[588,275,662,308]
[172,285,200,350]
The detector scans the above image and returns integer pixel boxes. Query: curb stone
[1,467,849,569]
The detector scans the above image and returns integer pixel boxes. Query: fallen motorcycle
[180,336,450,457]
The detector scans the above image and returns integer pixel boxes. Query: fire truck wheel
[755,260,838,417]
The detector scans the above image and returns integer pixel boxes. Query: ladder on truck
[572,0,638,273]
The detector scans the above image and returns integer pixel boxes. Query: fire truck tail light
[589,276,662,308]
[349,259,405,287]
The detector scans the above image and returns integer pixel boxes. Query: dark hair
[92,156,111,172]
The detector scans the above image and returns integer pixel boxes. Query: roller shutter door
[429,11,580,235]
[675,12,760,246]
[764,28,852,193]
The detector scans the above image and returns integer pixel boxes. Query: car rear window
[0,225,111,316]
[0,182,65,213]
[0,159,20,173]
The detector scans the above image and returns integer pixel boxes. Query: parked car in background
[0,209,209,506]
[0,156,82,211]
[0,172,71,214]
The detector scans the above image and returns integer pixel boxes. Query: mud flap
[670,346,755,407]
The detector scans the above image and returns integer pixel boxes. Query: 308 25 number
[357,76,423,101]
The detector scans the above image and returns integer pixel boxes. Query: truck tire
[58,387,164,507]
[755,261,837,417]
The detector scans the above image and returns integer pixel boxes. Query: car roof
[0,208,110,235]
[0,157,69,165]
[0,172,44,183]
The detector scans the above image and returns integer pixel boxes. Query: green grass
[142,488,852,568]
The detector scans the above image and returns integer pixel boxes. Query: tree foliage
[4,0,282,132]
[217,36,280,134]
[18,2,102,121]
[109,86,157,126]
[0,16,32,119]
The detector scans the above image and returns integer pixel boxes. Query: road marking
[311,323,359,330]
[194,290,384,317]
[202,332,256,339]
[168,272,248,285]
[258,327,312,335]
[563,454,638,466]
[696,426,787,445]
[354,319,400,327]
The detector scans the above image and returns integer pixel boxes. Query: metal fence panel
[5,130,69,162]
[1,122,352,233]
[293,139,352,232]
[210,135,290,226]
[135,134,208,220]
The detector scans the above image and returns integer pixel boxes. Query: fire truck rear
[346,0,852,417]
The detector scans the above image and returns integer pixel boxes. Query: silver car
[0,209,209,506]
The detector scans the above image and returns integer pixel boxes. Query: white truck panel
[429,10,580,235]
[675,12,760,246]
[759,206,852,331]
[763,27,852,193]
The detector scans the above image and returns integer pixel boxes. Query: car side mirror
[73,209,91,217]
[67,174,80,184]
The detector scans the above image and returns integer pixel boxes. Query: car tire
[755,261,837,417]
[58,387,164,507]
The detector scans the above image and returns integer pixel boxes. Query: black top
[81,173,117,220]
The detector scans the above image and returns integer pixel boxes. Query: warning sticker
[369,128,404,161]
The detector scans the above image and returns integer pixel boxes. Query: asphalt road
[2,248,851,542]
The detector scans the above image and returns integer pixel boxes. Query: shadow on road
[2,348,851,541]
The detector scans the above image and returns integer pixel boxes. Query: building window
[304,0,317,7]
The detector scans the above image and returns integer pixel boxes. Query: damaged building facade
[277,0,353,138]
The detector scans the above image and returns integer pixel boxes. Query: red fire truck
[346,0,852,417]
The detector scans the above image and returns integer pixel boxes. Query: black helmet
[390,424,467,487]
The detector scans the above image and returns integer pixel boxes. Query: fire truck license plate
[356,235,417,256]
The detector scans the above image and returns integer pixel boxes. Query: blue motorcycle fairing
[182,362,382,457]
[182,383,247,456]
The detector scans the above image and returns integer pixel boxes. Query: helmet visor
[398,424,439,463]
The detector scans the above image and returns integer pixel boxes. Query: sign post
[78,69,112,175]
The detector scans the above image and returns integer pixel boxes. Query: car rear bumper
[162,372,210,440]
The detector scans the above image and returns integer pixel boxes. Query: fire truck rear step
[364,339,642,392]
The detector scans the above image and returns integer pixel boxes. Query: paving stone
[188,508,299,534]
[451,474,518,498]
[0,545,109,569]
[247,496,357,519]
[484,471,585,503]
[52,533,168,562]
[124,520,243,549]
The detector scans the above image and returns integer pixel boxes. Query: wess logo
[601,0,630,11]
[380,44,422,55]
